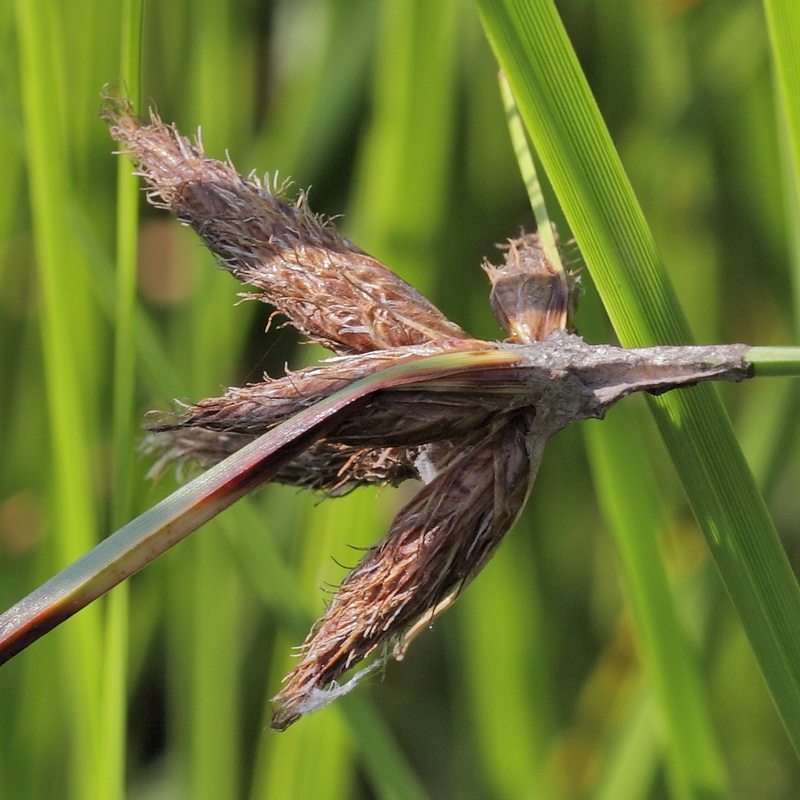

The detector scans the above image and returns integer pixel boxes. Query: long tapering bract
[0,348,514,666]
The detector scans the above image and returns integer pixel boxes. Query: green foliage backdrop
[1,1,799,798]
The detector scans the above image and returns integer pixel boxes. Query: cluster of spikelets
[103,96,752,730]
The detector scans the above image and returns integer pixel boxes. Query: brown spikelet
[146,339,494,492]
[483,232,575,343]
[102,94,468,355]
[145,429,420,494]
[270,410,542,730]
[148,340,489,439]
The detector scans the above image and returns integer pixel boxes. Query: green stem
[746,346,800,377]
[499,72,561,270]
[103,3,144,798]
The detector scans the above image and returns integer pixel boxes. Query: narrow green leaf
[763,0,800,207]
[14,0,105,795]
[477,0,800,759]
[585,404,727,799]
[763,0,800,322]
[102,1,143,796]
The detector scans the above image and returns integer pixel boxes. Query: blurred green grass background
[1,1,799,798]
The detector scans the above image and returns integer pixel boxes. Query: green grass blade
[102,3,143,796]
[763,1,800,205]
[593,687,660,800]
[110,0,143,525]
[585,403,728,799]
[498,72,559,259]
[458,543,555,798]
[179,10,249,798]
[476,0,800,760]
[347,0,460,291]
[763,0,800,324]
[14,0,105,796]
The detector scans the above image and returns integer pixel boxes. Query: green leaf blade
[477,0,800,762]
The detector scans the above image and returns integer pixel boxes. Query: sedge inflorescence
[104,95,750,729]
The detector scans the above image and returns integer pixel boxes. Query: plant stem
[746,346,800,376]
[499,72,561,270]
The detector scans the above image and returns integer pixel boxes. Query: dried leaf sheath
[102,97,468,355]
